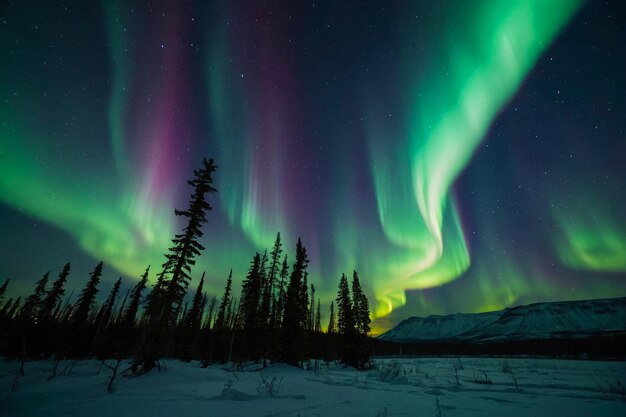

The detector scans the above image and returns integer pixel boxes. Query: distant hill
[378,297,626,343]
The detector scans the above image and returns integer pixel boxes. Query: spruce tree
[282,238,309,364]
[124,266,150,325]
[160,158,217,322]
[96,277,122,330]
[327,301,336,333]
[336,273,354,335]
[301,271,309,330]
[40,263,70,319]
[309,283,315,331]
[184,273,205,331]
[266,232,283,328]
[351,271,371,335]
[214,269,232,331]
[181,273,205,360]
[257,251,270,328]
[73,262,103,326]
[274,255,289,327]
[239,253,261,339]
[132,159,216,374]
[20,272,50,320]
[315,299,321,333]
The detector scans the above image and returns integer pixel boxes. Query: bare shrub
[257,374,283,398]
[472,369,492,384]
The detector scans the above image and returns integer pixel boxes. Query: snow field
[1,357,625,417]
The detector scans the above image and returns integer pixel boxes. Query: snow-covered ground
[1,357,625,416]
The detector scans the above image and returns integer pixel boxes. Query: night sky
[1,0,625,332]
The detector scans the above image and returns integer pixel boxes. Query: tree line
[0,158,372,373]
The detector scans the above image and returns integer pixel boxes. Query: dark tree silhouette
[282,238,309,364]
[184,272,205,332]
[315,299,321,333]
[72,262,103,326]
[336,273,355,335]
[133,158,217,374]
[351,271,371,335]
[274,255,289,327]
[327,301,336,333]
[239,253,262,360]
[214,269,232,331]
[96,277,122,331]
[40,263,70,319]
[20,272,49,321]
[124,266,150,326]
[160,158,217,322]
[266,232,283,329]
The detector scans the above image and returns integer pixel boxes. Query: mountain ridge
[378,296,626,343]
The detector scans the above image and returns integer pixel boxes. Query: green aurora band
[366,0,584,317]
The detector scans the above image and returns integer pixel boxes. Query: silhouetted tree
[72,262,103,326]
[239,253,263,360]
[124,266,150,326]
[214,269,232,331]
[160,158,217,322]
[282,238,309,364]
[351,271,371,335]
[184,273,205,331]
[315,299,321,333]
[40,263,70,319]
[181,273,205,360]
[336,273,354,335]
[266,232,283,329]
[133,158,217,374]
[327,301,336,334]
[96,277,122,330]
[274,255,289,327]
[20,272,49,321]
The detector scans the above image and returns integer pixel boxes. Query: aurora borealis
[1,0,625,333]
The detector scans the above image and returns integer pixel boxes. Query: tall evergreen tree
[327,301,336,333]
[72,262,103,326]
[257,251,270,328]
[315,299,321,333]
[124,266,150,325]
[20,272,50,320]
[184,273,205,331]
[301,272,309,330]
[351,271,371,335]
[160,158,217,322]
[274,255,289,327]
[240,253,262,337]
[96,277,122,330]
[336,273,355,335]
[40,263,70,319]
[309,283,316,331]
[282,238,309,364]
[266,232,283,328]
[214,269,232,331]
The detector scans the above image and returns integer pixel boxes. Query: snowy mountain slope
[379,297,626,343]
